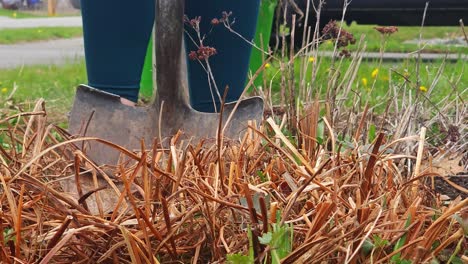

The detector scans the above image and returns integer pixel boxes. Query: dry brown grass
[1,3,466,261]
[0,98,466,263]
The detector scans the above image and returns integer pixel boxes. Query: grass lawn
[0,60,86,124]
[0,55,465,125]
[318,22,467,54]
[262,56,466,109]
[0,27,83,44]
[0,8,43,18]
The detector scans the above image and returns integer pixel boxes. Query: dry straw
[0,99,465,263]
[0,1,466,262]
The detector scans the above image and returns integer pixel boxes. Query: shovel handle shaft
[155,0,187,106]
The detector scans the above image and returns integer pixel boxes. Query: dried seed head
[322,20,356,48]
[189,46,217,61]
[211,18,220,26]
[374,26,399,35]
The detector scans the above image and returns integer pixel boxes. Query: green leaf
[259,232,272,245]
[373,234,390,248]
[362,238,374,255]
[257,170,268,183]
[227,253,253,264]
[368,124,376,142]
[452,214,468,235]
[316,120,325,144]
[390,254,412,264]
[279,24,290,36]
[270,223,293,261]
[3,228,15,244]
[391,215,412,263]
[450,257,464,264]
[248,227,254,262]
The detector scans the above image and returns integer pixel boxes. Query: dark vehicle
[273,0,468,47]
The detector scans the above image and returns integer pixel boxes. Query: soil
[433,173,468,199]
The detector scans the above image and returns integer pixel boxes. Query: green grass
[0,55,464,126]
[0,27,83,44]
[263,56,466,110]
[0,60,86,124]
[321,23,467,54]
[0,8,43,18]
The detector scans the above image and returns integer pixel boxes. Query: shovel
[62,0,263,214]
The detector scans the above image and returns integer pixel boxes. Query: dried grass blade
[12,137,140,182]
[431,228,464,260]
[46,215,73,251]
[305,202,336,239]
[0,213,12,264]
[419,198,468,253]
[73,154,89,212]
[281,159,331,226]
[266,117,315,175]
[345,209,382,263]
[411,127,426,195]
[375,237,425,264]
[243,183,259,224]
[161,196,178,254]
[136,208,175,257]
[300,99,320,157]
[119,225,142,264]
[361,133,385,199]
[0,171,18,230]
[14,184,25,259]
[154,204,201,253]
[259,196,269,233]
[39,226,93,264]
[353,103,369,142]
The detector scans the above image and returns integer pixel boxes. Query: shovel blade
[222,96,264,137]
[68,85,156,166]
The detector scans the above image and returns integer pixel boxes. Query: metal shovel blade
[63,0,264,214]
[68,85,158,166]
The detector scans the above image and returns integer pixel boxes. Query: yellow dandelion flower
[371,68,379,79]
[1,87,8,94]
[361,77,368,87]
[419,86,428,92]
[403,71,410,78]
[264,63,271,69]
[308,56,315,63]
[12,12,17,18]
[326,40,333,45]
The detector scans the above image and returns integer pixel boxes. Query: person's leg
[184,0,260,112]
[80,0,154,104]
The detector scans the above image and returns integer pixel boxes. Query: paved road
[311,51,467,62]
[0,16,84,68]
[0,14,465,68]
[1,37,465,69]
[0,16,82,29]
[0,37,84,68]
